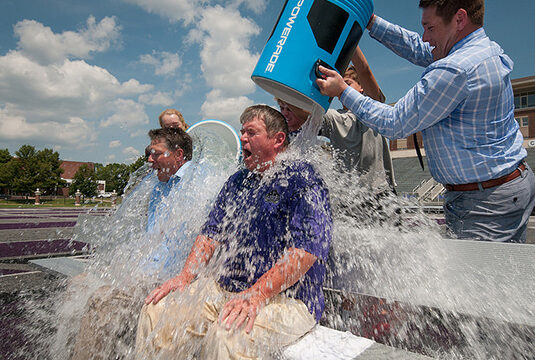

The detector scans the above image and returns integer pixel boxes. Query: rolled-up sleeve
[340,63,468,139]
[369,16,434,67]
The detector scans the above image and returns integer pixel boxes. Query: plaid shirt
[340,16,526,185]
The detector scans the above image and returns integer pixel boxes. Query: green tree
[9,145,38,194]
[0,149,11,164]
[129,156,146,173]
[0,149,13,190]
[0,145,64,195]
[96,163,131,195]
[70,164,97,198]
[34,148,65,193]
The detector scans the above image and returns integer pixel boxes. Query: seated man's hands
[316,65,349,98]
[219,289,266,334]
[218,248,317,334]
[145,272,193,305]
[144,235,218,305]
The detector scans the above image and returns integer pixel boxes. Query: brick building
[512,75,535,142]
[58,161,105,196]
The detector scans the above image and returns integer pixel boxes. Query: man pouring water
[316,0,535,243]
[135,105,333,359]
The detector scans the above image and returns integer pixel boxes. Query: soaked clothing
[136,278,316,359]
[143,161,191,278]
[70,163,191,360]
[201,161,332,322]
[322,109,395,192]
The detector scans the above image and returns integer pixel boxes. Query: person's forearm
[351,47,385,102]
[180,234,218,281]
[368,15,433,67]
[244,248,317,301]
[339,86,405,139]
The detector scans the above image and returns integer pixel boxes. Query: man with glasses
[70,127,193,360]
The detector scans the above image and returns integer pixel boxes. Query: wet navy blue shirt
[201,161,332,322]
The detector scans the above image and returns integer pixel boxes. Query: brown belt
[445,162,526,192]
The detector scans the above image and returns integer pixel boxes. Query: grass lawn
[0,197,121,208]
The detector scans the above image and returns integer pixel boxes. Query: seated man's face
[277,100,309,132]
[147,139,183,182]
[343,75,363,93]
[240,117,280,173]
[161,114,185,130]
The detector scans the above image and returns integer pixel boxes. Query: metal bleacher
[393,148,535,197]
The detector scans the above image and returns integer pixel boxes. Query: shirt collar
[449,27,486,55]
[174,160,191,179]
[160,161,190,186]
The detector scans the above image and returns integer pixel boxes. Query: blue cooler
[252,0,373,113]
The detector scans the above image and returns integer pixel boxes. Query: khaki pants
[135,278,316,359]
[71,285,143,360]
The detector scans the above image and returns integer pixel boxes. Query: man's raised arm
[351,46,385,102]
[145,234,219,305]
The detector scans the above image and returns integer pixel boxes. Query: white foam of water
[19,103,535,359]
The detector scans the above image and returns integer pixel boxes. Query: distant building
[512,75,535,142]
[389,75,535,157]
[58,161,105,196]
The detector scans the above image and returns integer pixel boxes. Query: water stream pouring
[251,0,373,113]
[186,119,242,164]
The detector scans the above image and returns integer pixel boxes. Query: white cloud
[14,16,121,65]
[109,140,121,148]
[0,21,152,127]
[0,108,96,146]
[122,2,262,127]
[0,16,155,150]
[193,6,260,97]
[138,91,174,106]
[185,5,259,124]
[106,154,116,162]
[200,90,253,127]
[122,146,141,162]
[121,0,200,24]
[100,99,149,128]
[140,51,182,76]
[228,0,266,14]
[130,128,149,138]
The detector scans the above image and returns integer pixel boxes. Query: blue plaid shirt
[340,16,526,185]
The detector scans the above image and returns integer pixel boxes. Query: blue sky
[1,0,534,164]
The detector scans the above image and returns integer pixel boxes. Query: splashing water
[16,105,535,359]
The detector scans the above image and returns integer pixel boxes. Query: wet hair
[148,127,193,161]
[144,145,151,161]
[343,65,360,83]
[240,105,289,146]
[158,108,189,130]
[419,0,484,26]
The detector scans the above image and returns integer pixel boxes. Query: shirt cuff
[368,15,389,42]
[340,86,365,111]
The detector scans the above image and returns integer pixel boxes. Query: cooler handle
[314,59,335,78]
